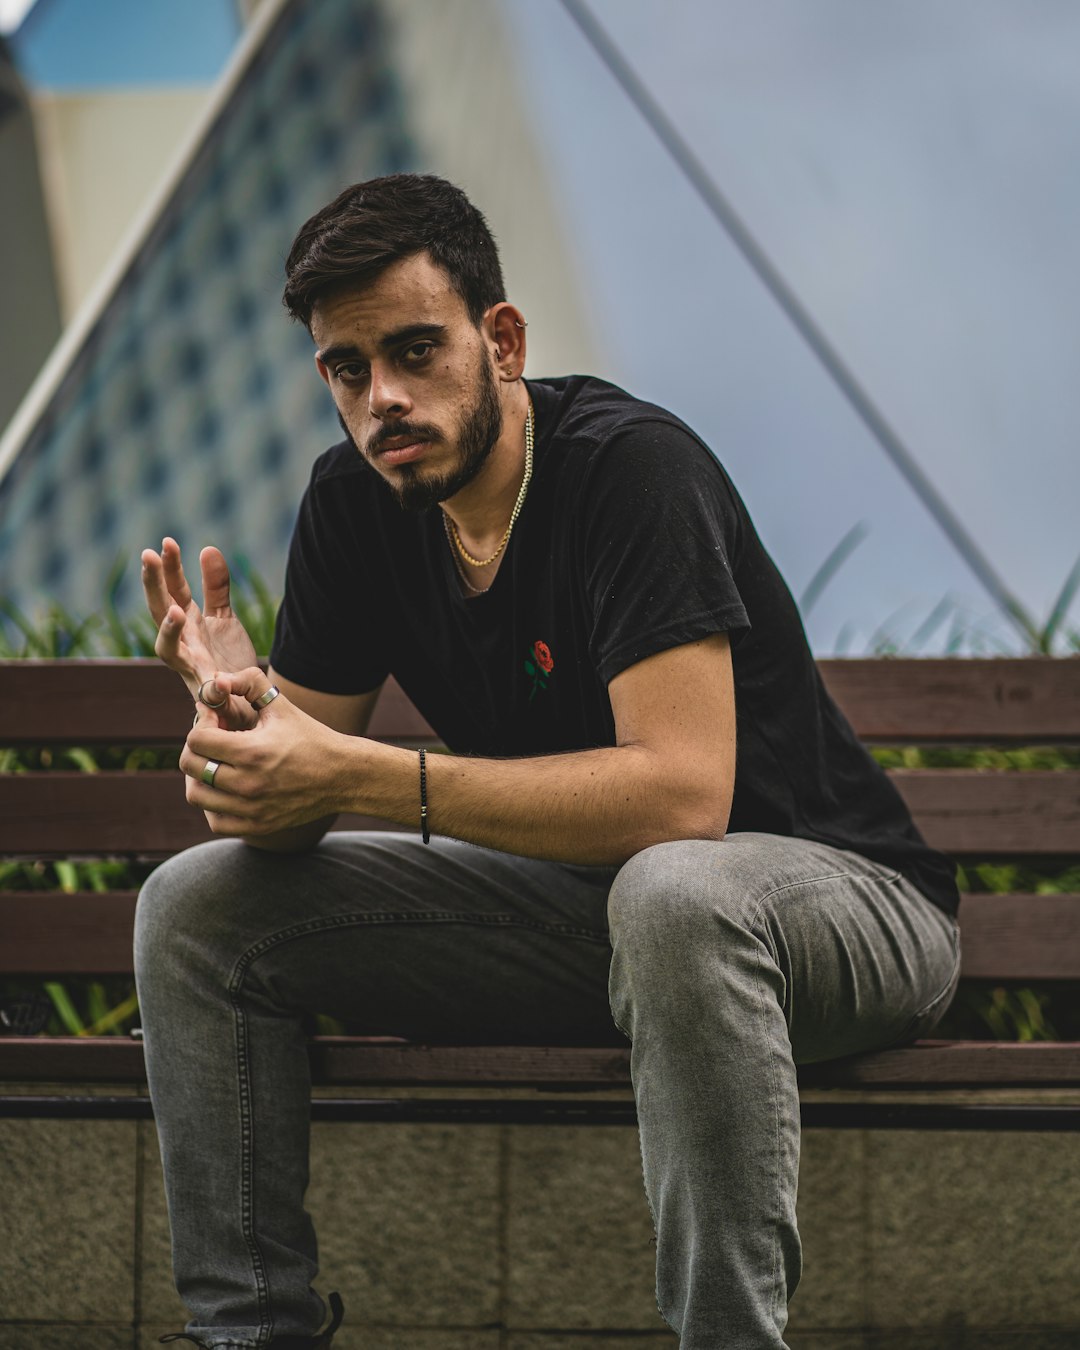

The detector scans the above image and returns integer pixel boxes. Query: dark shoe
[268,1292,346,1349]
[159,1292,345,1349]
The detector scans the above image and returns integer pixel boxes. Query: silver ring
[201,759,221,787]
[252,685,280,709]
[198,680,228,710]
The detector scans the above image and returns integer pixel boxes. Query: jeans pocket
[891,919,962,1047]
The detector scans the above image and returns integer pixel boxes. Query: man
[138,174,960,1349]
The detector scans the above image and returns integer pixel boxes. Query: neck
[441,382,531,555]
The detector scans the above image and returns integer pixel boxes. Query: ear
[484,303,527,383]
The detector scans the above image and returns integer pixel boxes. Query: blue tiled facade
[0,0,414,624]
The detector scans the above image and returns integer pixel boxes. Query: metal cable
[557,0,1037,646]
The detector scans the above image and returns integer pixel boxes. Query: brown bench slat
[2,892,140,973]
[5,892,1080,979]
[2,1036,1079,1089]
[0,1037,129,1082]
[4,768,1078,857]
[957,893,1080,979]
[1,773,213,855]
[3,658,1079,746]
[0,774,406,856]
[799,1040,1080,1088]
[0,1037,635,1086]
[0,660,189,745]
[896,769,1080,854]
[820,656,1080,742]
[0,661,435,746]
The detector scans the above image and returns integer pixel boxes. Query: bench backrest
[3,658,1079,981]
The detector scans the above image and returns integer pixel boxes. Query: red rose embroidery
[525,639,554,701]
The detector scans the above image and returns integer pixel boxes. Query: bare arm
[181,633,735,866]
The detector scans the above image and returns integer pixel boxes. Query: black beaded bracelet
[418,747,430,844]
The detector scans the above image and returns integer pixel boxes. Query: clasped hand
[180,667,345,837]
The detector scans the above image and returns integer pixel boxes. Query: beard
[337,354,503,513]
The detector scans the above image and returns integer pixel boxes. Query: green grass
[801,527,1080,656]
[0,552,280,659]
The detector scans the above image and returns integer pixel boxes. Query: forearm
[339,738,729,866]
[185,643,735,861]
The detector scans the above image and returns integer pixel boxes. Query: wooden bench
[2,657,1080,1130]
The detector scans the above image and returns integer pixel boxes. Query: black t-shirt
[271,375,959,916]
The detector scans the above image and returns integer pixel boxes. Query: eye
[402,341,436,364]
[332,361,367,385]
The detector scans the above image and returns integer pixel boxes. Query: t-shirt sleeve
[268,465,390,695]
[581,420,750,685]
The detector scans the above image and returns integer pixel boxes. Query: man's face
[311,253,502,511]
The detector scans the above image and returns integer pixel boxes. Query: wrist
[335,734,413,823]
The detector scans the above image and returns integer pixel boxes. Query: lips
[370,434,430,467]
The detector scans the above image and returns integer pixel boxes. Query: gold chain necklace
[443,396,534,568]
[443,513,491,594]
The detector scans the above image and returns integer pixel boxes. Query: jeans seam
[223,908,610,1342]
[752,868,853,909]
[229,988,273,1347]
[748,893,787,1335]
[234,910,612,964]
[745,868,857,1334]
[890,918,962,1046]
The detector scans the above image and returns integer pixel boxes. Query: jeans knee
[608,838,754,960]
[608,838,788,1045]
[134,840,254,983]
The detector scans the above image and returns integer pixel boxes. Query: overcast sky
[505,0,1079,652]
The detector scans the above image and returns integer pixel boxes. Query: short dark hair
[283,174,506,327]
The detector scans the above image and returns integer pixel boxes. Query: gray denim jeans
[134,830,959,1349]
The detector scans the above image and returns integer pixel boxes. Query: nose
[368,364,412,421]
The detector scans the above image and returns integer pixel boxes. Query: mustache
[366,420,443,454]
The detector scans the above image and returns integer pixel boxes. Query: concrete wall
[0,52,63,435]
[384,0,602,382]
[31,87,212,322]
[2,1087,1080,1348]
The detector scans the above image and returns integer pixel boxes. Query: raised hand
[141,538,260,729]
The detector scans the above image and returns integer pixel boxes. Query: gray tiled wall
[2,1106,1079,1348]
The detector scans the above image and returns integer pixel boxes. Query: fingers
[200,546,233,618]
[140,549,173,627]
[197,676,228,709]
[187,671,278,760]
[181,744,231,789]
[161,536,194,610]
[214,666,281,709]
[180,742,266,835]
[142,540,193,642]
[184,769,250,829]
[144,538,229,619]
[153,604,186,666]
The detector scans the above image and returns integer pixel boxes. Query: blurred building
[0,0,595,624]
[0,33,63,433]
[0,0,239,423]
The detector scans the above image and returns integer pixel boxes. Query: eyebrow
[316,323,448,366]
